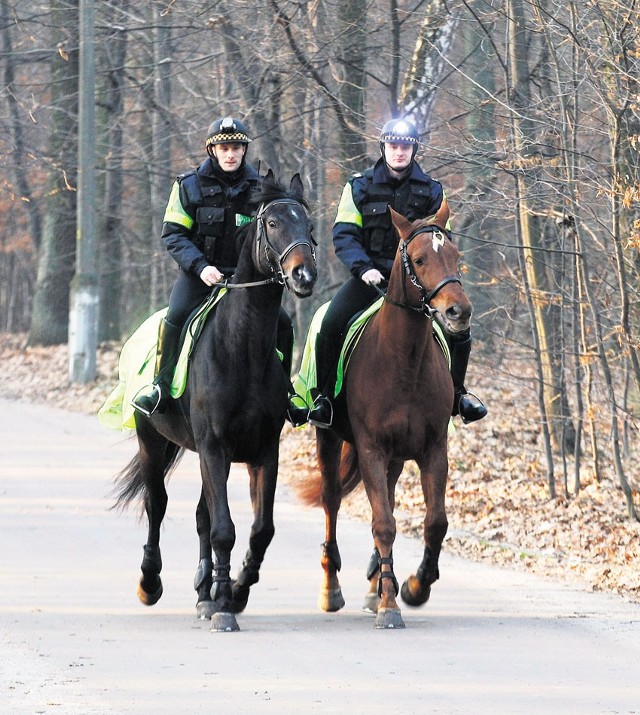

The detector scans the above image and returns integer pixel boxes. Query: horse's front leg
[359,449,404,629]
[401,447,449,608]
[194,487,214,620]
[316,429,346,612]
[362,459,404,615]
[231,447,279,614]
[198,448,238,631]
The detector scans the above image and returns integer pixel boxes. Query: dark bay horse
[298,207,471,629]
[113,172,317,631]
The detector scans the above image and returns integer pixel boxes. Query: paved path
[1,400,639,714]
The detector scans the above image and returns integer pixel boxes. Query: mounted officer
[307,117,487,428]
[132,116,302,423]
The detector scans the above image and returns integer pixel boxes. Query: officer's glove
[361,268,384,286]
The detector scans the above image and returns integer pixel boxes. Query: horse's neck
[216,282,283,363]
[378,267,436,364]
[208,222,283,366]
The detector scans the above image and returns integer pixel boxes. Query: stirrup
[286,402,308,428]
[457,391,487,424]
[130,384,163,417]
[308,395,333,429]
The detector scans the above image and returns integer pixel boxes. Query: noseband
[254,198,317,290]
[384,225,461,317]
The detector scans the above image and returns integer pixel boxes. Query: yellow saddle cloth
[98,290,226,431]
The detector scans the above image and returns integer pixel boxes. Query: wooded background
[1,0,638,515]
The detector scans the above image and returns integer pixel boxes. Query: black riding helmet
[379,118,420,162]
[206,116,252,150]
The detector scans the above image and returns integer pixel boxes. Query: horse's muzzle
[289,263,317,297]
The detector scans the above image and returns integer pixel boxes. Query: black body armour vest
[183,170,257,271]
[359,168,434,259]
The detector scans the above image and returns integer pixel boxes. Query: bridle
[216,198,316,291]
[253,198,317,290]
[381,225,461,318]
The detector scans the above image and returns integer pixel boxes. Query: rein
[382,225,461,317]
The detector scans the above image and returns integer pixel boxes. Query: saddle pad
[292,297,451,410]
[97,289,226,431]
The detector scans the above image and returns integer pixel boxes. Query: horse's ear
[289,173,304,201]
[263,168,275,183]
[389,206,412,239]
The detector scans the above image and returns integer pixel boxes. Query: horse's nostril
[293,265,317,286]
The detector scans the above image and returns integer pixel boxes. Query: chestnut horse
[298,208,471,629]
[113,173,317,632]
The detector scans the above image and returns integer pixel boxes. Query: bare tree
[29,0,79,346]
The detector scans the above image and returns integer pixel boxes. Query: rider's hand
[199,265,224,286]
[361,268,384,286]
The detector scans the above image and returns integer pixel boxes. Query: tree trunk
[28,0,79,346]
[97,0,128,341]
[335,0,367,175]
[507,0,575,453]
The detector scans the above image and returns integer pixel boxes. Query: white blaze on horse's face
[432,231,446,253]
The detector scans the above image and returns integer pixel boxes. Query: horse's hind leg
[231,453,278,614]
[136,430,177,606]
[194,488,215,619]
[316,429,346,612]
[401,449,448,607]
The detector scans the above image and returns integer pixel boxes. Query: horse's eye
[414,257,425,266]
[268,220,277,228]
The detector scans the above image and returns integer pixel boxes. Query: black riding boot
[278,310,308,427]
[449,332,487,424]
[131,318,182,417]
[308,333,337,429]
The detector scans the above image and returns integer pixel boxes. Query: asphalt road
[1,399,639,715]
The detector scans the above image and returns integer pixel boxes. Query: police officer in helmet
[132,116,302,423]
[307,117,487,428]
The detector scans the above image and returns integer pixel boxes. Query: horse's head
[253,171,318,298]
[389,207,472,334]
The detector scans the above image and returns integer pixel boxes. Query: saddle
[98,289,227,431]
[292,297,451,411]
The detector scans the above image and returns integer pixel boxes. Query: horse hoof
[318,588,345,612]
[210,612,240,632]
[196,600,215,620]
[374,608,405,629]
[400,577,431,607]
[137,577,163,606]
[362,592,380,614]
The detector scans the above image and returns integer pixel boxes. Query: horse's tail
[294,442,362,507]
[111,442,185,514]
[339,442,362,496]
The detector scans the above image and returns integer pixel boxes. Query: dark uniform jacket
[161,157,261,278]
[332,157,446,279]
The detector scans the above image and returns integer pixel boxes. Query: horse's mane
[253,172,309,211]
